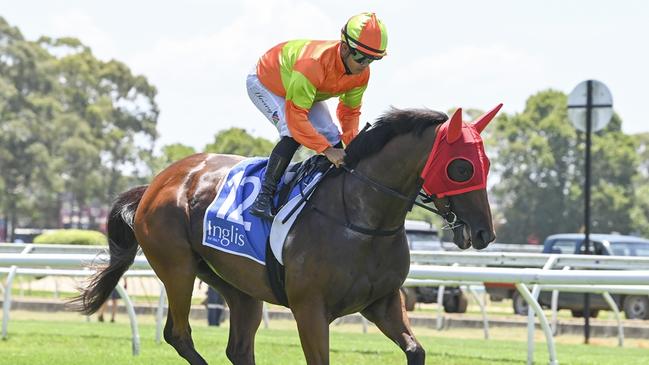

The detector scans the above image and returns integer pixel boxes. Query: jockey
[247,12,388,220]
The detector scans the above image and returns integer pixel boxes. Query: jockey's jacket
[256,40,369,153]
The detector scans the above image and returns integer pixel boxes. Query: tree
[635,133,649,178]
[0,17,159,236]
[586,116,638,234]
[489,90,639,243]
[0,17,63,237]
[149,143,197,175]
[42,36,159,202]
[204,128,273,156]
[631,133,649,237]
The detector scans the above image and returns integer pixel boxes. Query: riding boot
[250,152,291,220]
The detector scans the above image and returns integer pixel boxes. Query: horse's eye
[447,159,474,182]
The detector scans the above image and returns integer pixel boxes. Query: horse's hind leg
[361,290,425,365]
[143,241,207,365]
[197,260,262,365]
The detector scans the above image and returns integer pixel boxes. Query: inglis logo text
[207,221,246,247]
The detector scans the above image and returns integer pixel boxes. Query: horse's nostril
[479,230,494,244]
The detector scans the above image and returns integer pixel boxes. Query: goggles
[349,49,382,65]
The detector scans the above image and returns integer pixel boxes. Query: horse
[73,104,500,365]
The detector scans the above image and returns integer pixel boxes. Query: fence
[2,248,649,364]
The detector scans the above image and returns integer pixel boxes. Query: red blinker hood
[421,104,503,197]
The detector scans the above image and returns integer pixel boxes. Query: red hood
[421,104,502,197]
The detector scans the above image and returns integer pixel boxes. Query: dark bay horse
[74,106,499,365]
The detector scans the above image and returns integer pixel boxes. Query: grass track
[1,312,647,364]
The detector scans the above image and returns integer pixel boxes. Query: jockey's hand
[323,146,346,168]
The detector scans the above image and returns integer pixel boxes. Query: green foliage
[630,132,649,237]
[635,132,649,177]
[162,143,196,162]
[489,90,640,243]
[33,229,107,245]
[204,128,274,157]
[0,17,158,234]
[202,127,317,162]
[149,143,197,175]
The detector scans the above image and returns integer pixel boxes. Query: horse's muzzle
[472,229,496,250]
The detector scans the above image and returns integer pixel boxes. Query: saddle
[201,154,331,307]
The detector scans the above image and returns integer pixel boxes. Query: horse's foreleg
[196,261,262,365]
[361,290,425,365]
[292,300,330,365]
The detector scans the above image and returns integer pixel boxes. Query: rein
[309,166,404,236]
[342,166,463,231]
[308,164,464,237]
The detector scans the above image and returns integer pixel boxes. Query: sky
[1,0,648,150]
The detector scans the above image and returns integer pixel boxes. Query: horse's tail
[69,185,148,315]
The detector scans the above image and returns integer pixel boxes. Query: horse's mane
[344,108,448,168]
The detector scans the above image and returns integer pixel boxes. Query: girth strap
[265,239,289,307]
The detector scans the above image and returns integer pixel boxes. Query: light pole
[567,79,613,343]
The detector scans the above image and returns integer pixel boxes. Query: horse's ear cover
[420,103,502,197]
[446,108,463,143]
[473,103,503,133]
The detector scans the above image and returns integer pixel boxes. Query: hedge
[33,229,108,246]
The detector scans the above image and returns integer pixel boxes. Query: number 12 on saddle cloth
[202,157,323,265]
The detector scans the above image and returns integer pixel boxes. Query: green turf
[0,315,647,365]
[10,290,206,306]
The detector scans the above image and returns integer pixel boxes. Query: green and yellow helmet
[341,12,388,59]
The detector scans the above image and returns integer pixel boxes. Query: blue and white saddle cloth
[202,157,323,265]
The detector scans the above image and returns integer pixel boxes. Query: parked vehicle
[11,228,57,243]
[401,220,467,313]
[485,233,649,319]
